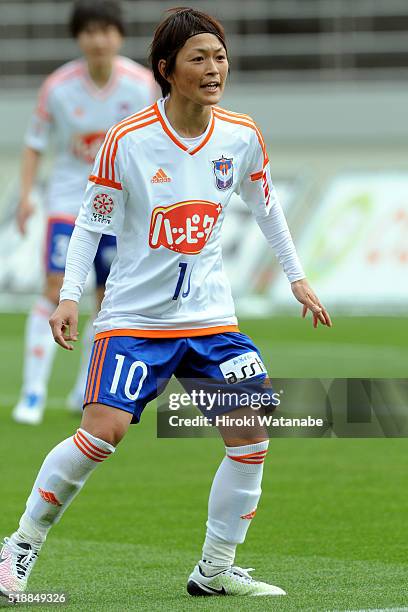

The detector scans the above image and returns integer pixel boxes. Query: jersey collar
[154,98,215,156]
[80,58,119,100]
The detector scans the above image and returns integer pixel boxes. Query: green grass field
[1,313,408,611]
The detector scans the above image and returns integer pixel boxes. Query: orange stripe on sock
[74,433,109,461]
[229,450,268,459]
[229,456,266,464]
[76,429,110,456]
[230,458,265,464]
[228,450,268,465]
[73,435,104,462]
[92,338,109,403]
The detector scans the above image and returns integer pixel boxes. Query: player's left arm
[237,127,332,328]
[291,279,332,328]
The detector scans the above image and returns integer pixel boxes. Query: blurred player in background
[12,0,157,425]
[1,7,331,600]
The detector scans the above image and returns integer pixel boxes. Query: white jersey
[25,56,157,217]
[75,98,303,338]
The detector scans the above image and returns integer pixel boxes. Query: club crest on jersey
[212,155,233,190]
[149,200,222,254]
[92,193,114,225]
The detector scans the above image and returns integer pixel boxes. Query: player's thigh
[182,332,268,382]
[81,402,132,447]
[181,332,273,445]
[83,335,186,427]
[216,406,269,447]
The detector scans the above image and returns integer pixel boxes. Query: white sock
[11,429,115,551]
[70,318,94,399]
[201,440,269,571]
[21,297,57,398]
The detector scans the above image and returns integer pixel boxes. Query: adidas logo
[151,168,171,183]
[38,487,62,507]
[240,508,257,520]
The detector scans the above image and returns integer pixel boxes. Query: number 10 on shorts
[109,354,148,400]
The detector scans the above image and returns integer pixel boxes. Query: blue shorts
[83,332,274,423]
[44,216,116,285]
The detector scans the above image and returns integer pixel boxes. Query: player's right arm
[17,147,41,235]
[49,298,79,351]
[49,226,102,350]
[18,76,54,234]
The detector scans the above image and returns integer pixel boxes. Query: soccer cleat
[0,537,39,598]
[12,394,45,425]
[187,563,286,597]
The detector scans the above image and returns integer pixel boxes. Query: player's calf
[0,429,115,597]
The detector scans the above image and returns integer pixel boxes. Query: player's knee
[221,418,269,447]
[80,419,127,447]
[224,436,269,447]
[81,403,132,447]
[80,422,125,447]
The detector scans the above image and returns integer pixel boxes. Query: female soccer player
[1,8,331,598]
[13,0,157,425]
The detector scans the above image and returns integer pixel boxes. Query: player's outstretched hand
[291,278,332,329]
[16,198,35,235]
[49,300,79,350]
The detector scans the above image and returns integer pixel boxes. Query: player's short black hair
[69,0,125,38]
[149,7,228,97]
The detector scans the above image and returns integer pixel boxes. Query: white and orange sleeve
[75,128,128,237]
[60,226,101,303]
[238,127,305,283]
[25,77,54,152]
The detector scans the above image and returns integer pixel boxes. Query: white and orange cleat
[187,562,286,597]
[0,537,39,600]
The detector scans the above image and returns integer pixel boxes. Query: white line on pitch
[337,608,408,612]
